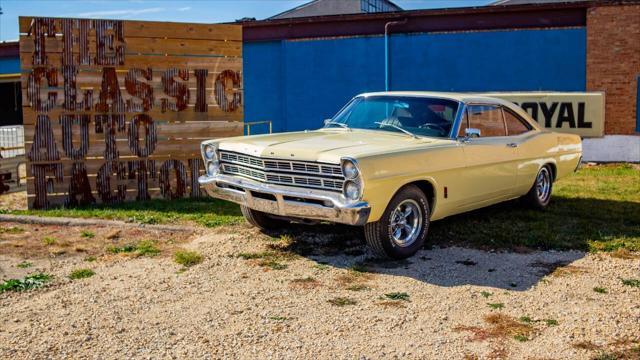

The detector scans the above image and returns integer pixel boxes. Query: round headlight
[342,160,359,179]
[344,180,361,200]
[207,161,219,176]
[204,145,217,160]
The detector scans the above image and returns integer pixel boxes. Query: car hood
[216,129,454,163]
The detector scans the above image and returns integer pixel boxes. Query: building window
[361,0,392,13]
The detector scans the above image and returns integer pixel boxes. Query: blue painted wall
[244,28,586,133]
[0,58,20,74]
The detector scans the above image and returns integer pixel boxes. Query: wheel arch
[543,162,557,182]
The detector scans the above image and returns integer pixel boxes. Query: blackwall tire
[240,205,288,231]
[522,165,553,210]
[364,185,430,259]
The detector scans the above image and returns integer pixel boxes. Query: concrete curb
[0,214,196,232]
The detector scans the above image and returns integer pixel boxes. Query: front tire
[240,205,288,231]
[364,185,430,259]
[522,165,553,209]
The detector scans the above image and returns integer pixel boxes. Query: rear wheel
[364,185,430,259]
[240,205,288,231]
[522,165,553,209]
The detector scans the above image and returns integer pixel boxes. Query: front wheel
[522,165,553,209]
[364,185,430,259]
[240,205,288,231]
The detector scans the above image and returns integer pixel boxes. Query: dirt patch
[0,221,194,276]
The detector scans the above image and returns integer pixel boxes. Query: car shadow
[266,196,639,291]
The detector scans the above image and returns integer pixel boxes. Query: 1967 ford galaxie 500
[199,92,582,259]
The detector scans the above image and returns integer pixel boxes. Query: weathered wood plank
[19,17,241,42]
[19,36,242,57]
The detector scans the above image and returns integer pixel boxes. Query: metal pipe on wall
[384,18,407,91]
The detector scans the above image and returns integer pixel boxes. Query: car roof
[359,91,509,104]
[357,91,541,130]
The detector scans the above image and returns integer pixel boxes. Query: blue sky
[0,0,490,41]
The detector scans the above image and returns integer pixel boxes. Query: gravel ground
[1,224,639,359]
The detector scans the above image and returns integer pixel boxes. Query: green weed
[69,268,95,280]
[0,273,52,292]
[174,250,203,267]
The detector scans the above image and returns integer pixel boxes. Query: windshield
[328,96,460,138]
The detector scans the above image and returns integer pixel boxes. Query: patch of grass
[384,292,410,301]
[132,240,160,256]
[260,260,287,270]
[513,334,529,342]
[0,226,24,234]
[488,303,505,310]
[544,319,559,326]
[16,261,32,269]
[80,230,95,239]
[519,316,533,324]
[608,248,640,260]
[349,263,370,273]
[7,197,243,228]
[69,268,95,280]
[84,256,97,262]
[454,313,533,342]
[313,263,330,271]
[346,284,370,291]
[107,244,137,254]
[620,278,640,288]
[593,287,608,294]
[480,291,493,298]
[592,352,618,360]
[174,250,203,267]
[0,273,52,292]
[327,297,357,307]
[236,250,295,270]
[42,237,56,246]
[107,240,160,257]
[428,164,639,252]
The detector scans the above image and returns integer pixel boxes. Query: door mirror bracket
[460,128,481,143]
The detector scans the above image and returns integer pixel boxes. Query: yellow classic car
[199,92,582,259]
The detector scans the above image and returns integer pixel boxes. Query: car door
[457,104,519,209]
[501,107,540,194]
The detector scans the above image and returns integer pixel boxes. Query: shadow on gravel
[260,196,634,291]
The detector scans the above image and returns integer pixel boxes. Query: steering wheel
[419,123,447,133]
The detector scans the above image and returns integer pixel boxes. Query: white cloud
[76,7,165,18]
[177,6,192,12]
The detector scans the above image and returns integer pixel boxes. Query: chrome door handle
[507,143,518,148]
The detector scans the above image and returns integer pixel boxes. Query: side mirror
[465,128,481,138]
[324,119,332,126]
[460,128,480,143]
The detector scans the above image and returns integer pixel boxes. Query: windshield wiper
[324,120,351,130]
[374,122,419,139]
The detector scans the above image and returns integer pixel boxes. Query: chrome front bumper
[198,174,371,226]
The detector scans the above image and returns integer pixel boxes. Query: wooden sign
[19,17,243,209]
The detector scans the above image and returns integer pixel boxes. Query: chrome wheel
[389,199,423,248]
[536,167,551,203]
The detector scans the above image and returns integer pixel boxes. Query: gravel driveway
[1,223,639,359]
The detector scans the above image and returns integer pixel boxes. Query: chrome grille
[219,150,344,192]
